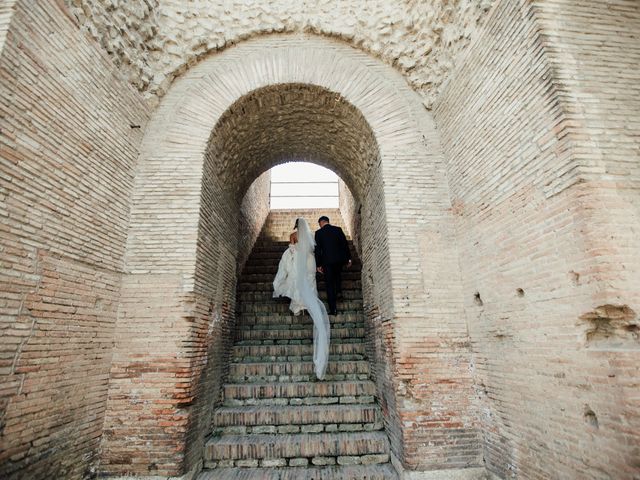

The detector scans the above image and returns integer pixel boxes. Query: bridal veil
[294,218,331,380]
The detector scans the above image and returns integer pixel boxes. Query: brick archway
[102,35,477,478]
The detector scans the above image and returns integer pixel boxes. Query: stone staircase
[198,213,397,479]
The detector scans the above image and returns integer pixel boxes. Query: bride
[273,218,331,380]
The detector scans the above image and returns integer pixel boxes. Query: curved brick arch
[207,82,379,202]
[103,35,477,478]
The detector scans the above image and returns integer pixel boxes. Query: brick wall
[0,2,149,478]
[434,0,640,478]
[0,1,16,54]
[238,172,271,271]
[261,209,348,242]
[338,180,360,254]
[101,143,271,476]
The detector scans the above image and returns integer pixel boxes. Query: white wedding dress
[273,218,331,379]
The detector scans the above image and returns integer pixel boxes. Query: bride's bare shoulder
[290,232,298,244]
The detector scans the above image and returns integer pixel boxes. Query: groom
[314,216,352,315]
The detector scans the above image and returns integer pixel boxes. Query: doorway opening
[270,162,339,210]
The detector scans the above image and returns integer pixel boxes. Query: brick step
[242,262,362,274]
[250,240,355,250]
[232,343,366,362]
[236,326,365,342]
[223,380,376,406]
[242,266,361,276]
[247,247,356,257]
[235,337,365,347]
[198,464,397,480]
[236,320,364,331]
[238,320,364,330]
[236,282,362,301]
[248,251,362,262]
[240,290,362,302]
[213,404,382,431]
[228,361,369,383]
[231,353,367,363]
[242,259,360,268]
[204,431,389,462]
[239,272,361,283]
[239,300,363,314]
[238,312,364,326]
[234,353,366,364]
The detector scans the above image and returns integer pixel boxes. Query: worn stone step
[228,361,370,383]
[247,248,357,258]
[238,312,364,326]
[223,380,375,403]
[236,326,365,342]
[241,273,363,290]
[242,262,362,274]
[238,281,362,293]
[240,272,361,282]
[205,431,389,461]
[243,267,362,276]
[235,337,365,347]
[248,250,362,261]
[250,240,355,250]
[232,343,366,362]
[239,319,364,329]
[243,257,357,268]
[198,464,397,479]
[239,300,363,314]
[240,290,362,302]
[213,404,382,430]
[237,320,363,331]
[234,353,366,363]
[236,282,362,296]
[239,276,361,287]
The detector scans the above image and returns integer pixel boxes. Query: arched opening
[269,162,340,210]
[207,83,375,201]
[193,82,385,457]
[102,36,474,478]
[201,83,375,269]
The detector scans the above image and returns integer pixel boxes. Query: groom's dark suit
[315,224,351,315]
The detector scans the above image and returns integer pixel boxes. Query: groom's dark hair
[318,216,330,224]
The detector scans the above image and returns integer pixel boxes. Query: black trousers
[323,262,343,313]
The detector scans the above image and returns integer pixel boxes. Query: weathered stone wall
[433,1,640,478]
[238,171,271,271]
[536,0,640,307]
[0,1,149,478]
[380,81,478,474]
[63,0,496,108]
[63,0,159,90]
[338,180,360,254]
[261,209,348,242]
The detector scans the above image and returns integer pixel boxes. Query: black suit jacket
[314,224,351,267]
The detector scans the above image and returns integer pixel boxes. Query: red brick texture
[0,2,149,478]
[434,1,640,478]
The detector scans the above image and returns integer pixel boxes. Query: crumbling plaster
[63,0,495,107]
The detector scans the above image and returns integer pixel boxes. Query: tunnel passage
[207,83,377,202]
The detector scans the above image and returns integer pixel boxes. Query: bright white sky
[270,162,339,209]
